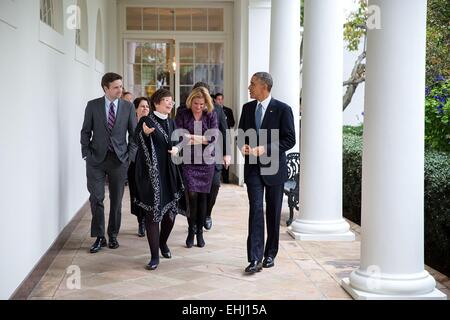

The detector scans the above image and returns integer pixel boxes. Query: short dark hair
[193,82,210,93]
[253,72,273,92]
[122,91,132,96]
[133,97,149,110]
[101,72,123,91]
[214,93,223,99]
[150,89,173,110]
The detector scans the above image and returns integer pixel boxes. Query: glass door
[178,42,225,104]
[125,40,175,99]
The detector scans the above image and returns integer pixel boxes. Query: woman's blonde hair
[186,87,214,113]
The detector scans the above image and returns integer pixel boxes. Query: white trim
[119,1,233,107]
[75,45,90,67]
[39,21,65,54]
[248,0,271,9]
[0,0,18,29]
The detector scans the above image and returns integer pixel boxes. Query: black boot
[186,219,197,248]
[196,226,205,248]
[138,219,145,237]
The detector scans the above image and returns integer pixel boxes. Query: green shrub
[343,130,450,276]
[425,77,450,152]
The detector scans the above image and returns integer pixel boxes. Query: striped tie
[107,102,116,151]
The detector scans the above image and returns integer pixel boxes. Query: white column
[342,0,446,299]
[288,0,354,241]
[269,0,300,153]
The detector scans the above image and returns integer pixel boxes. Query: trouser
[246,170,284,262]
[86,151,128,238]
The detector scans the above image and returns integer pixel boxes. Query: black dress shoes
[90,237,107,253]
[146,259,159,270]
[263,256,275,268]
[204,216,212,230]
[160,244,172,259]
[244,261,263,274]
[108,237,120,249]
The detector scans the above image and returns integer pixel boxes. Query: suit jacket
[238,98,296,186]
[223,106,235,128]
[81,97,137,165]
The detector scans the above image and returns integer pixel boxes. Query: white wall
[0,0,112,299]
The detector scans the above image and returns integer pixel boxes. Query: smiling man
[80,72,137,254]
[238,72,296,273]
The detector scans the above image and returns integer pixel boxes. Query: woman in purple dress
[175,87,218,248]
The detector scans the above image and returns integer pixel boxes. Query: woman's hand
[168,146,179,156]
[185,134,207,145]
[143,122,155,136]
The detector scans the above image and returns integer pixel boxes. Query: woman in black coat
[127,97,150,237]
[133,89,186,270]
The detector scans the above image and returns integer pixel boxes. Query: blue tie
[255,103,263,132]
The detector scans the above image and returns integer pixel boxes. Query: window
[75,0,89,52]
[126,7,224,32]
[40,0,63,34]
[179,42,224,104]
[126,40,175,98]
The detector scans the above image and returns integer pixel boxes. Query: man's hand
[241,144,252,156]
[143,123,155,136]
[223,155,231,169]
[251,146,266,157]
[168,146,179,156]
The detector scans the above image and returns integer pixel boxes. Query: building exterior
[0,0,445,300]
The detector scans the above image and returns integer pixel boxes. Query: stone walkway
[28,184,449,300]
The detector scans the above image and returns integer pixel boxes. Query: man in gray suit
[81,72,137,253]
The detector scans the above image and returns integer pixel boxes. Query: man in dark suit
[81,72,137,253]
[238,72,296,273]
[214,93,235,184]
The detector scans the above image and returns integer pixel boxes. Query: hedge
[343,131,450,276]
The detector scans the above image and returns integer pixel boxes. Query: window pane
[180,86,192,105]
[208,8,223,31]
[142,64,156,86]
[195,43,208,64]
[126,7,142,30]
[180,65,194,85]
[159,8,174,31]
[133,65,142,85]
[156,67,170,88]
[143,7,158,30]
[212,87,224,96]
[176,8,191,31]
[209,64,224,87]
[155,42,168,64]
[145,85,157,98]
[195,64,209,84]
[127,42,142,64]
[142,43,156,64]
[209,43,224,64]
[192,8,207,31]
[131,86,143,98]
[179,43,194,64]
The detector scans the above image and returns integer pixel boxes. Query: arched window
[95,10,104,63]
[40,0,63,34]
[75,0,89,52]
